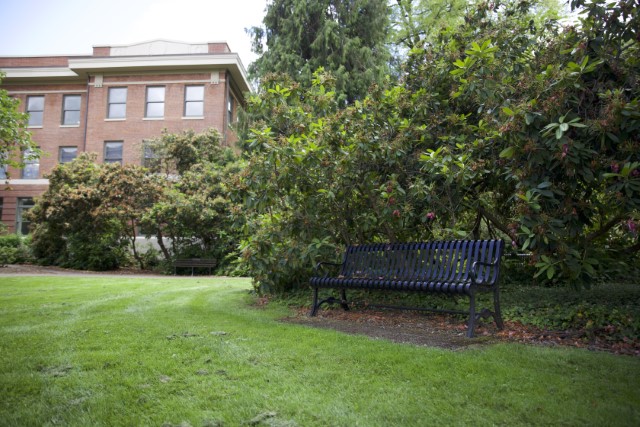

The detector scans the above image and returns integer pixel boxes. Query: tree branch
[586,215,625,242]
[477,206,517,241]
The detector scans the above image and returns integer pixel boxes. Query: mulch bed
[281,305,640,356]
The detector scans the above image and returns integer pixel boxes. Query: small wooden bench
[309,240,505,337]
[173,258,217,276]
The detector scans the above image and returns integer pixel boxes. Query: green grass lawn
[0,276,638,426]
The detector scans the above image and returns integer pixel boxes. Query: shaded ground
[282,304,640,356]
[282,307,496,350]
[3,264,638,356]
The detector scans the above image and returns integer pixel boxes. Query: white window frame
[16,197,35,235]
[104,141,123,165]
[59,146,78,164]
[107,87,127,119]
[21,148,40,179]
[62,94,81,126]
[26,95,44,127]
[145,86,165,119]
[184,85,204,118]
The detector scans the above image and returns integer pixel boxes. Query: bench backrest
[173,259,217,267]
[340,240,504,285]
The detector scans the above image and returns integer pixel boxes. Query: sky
[0,0,268,69]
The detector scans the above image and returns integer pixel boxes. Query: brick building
[0,40,251,233]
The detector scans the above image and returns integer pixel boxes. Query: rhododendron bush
[239,0,639,292]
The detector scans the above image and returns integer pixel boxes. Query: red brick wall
[0,56,72,67]
[0,184,49,233]
[0,53,244,232]
[92,47,111,57]
[4,82,87,179]
[85,72,228,165]
[208,43,231,54]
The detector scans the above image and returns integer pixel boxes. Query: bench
[309,240,505,337]
[173,258,217,276]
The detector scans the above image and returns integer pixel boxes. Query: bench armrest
[470,259,500,285]
[314,261,344,277]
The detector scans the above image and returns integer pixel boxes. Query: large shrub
[29,154,161,270]
[239,0,639,292]
[139,129,245,272]
[0,233,30,266]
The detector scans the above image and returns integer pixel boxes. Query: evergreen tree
[247,0,391,103]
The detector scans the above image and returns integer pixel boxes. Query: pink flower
[632,169,640,178]
[611,163,620,173]
[561,144,569,159]
[426,212,436,221]
[628,220,637,236]
[393,209,401,218]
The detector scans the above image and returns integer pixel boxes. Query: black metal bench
[173,258,217,276]
[309,240,505,337]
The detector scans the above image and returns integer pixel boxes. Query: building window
[59,146,78,164]
[107,87,127,119]
[0,154,6,179]
[16,198,35,235]
[227,96,235,125]
[26,95,44,127]
[62,95,81,125]
[142,141,159,169]
[104,141,123,165]
[184,85,204,117]
[22,148,39,179]
[145,86,165,118]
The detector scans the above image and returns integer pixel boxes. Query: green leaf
[547,265,556,280]
[525,113,535,125]
[499,147,515,158]
[502,107,515,116]
[533,264,548,278]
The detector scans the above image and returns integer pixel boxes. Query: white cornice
[1,54,251,93]
[3,179,50,185]
[69,54,249,90]
[70,53,239,67]
[1,67,79,80]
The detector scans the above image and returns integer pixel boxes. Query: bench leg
[340,289,350,311]
[310,287,319,316]
[310,288,350,317]
[467,293,477,338]
[493,286,504,330]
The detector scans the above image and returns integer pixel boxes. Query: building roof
[0,40,252,94]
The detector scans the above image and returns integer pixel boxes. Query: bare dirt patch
[283,307,497,350]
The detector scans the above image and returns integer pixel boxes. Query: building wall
[1,44,247,233]
[85,72,229,165]
[5,83,88,177]
[0,183,49,234]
